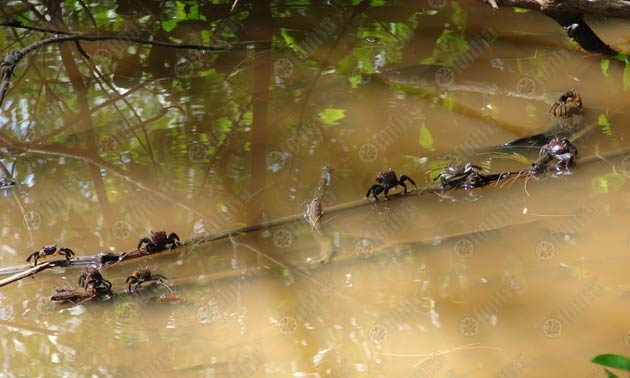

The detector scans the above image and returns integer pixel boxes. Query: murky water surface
[0,1,629,377]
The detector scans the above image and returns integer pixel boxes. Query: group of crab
[51,265,171,304]
[364,90,581,200]
[28,230,180,267]
[30,230,180,304]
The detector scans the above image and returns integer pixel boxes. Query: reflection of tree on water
[0,3,629,375]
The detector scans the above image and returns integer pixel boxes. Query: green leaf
[162,19,178,33]
[598,114,612,136]
[318,108,345,126]
[600,58,610,77]
[217,116,233,133]
[624,61,630,91]
[242,111,253,125]
[280,29,299,51]
[450,2,467,29]
[513,7,530,13]
[418,123,435,151]
[348,75,360,88]
[592,354,630,371]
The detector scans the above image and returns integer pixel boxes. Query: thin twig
[401,343,503,368]
[0,262,51,288]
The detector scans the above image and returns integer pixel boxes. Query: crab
[95,251,120,267]
[137,230,180,252]
[126,267,168,292]
[549,89,582,117]
[537,137,578,173]
[365,168,416,200]
[78,266,112,294]
[26,245,75,266]
[434,163,487,189]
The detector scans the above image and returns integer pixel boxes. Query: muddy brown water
[0,2,629,376]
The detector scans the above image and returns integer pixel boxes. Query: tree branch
[486,0,630,18]
[481,0,628,57]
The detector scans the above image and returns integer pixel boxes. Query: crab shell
[376,170,397,185]
[547,138,569,153]
[151,231,168,242]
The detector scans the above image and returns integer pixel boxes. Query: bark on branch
[486,0,630,18]
[482,0,629,57]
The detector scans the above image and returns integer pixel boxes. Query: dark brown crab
[549,89,582,117]
[51,266,112,304]
[26,245,75,266]
[532,137,578,174]
[137,230,180,253]
[126,267,168,292]
[365,168,416,200]
[95,251,121,267]
[434,162,488,189]
[78,266,112,294]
